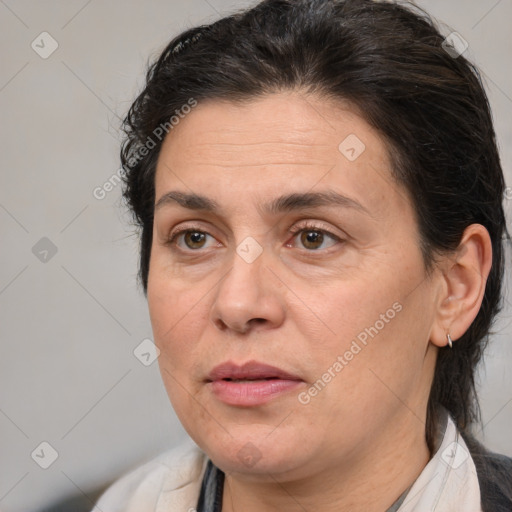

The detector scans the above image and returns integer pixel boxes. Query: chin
[192,426,312,478]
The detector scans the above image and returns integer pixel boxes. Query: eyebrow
[154,190,371,216]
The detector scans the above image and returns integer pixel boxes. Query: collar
[396,410,482,511]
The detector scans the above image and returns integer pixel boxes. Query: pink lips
[206,361,303,406]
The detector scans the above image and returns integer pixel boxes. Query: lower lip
[208,379,303,406]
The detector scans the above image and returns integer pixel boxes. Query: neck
[221,412,431,512]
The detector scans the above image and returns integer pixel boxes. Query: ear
[430,224,493,348]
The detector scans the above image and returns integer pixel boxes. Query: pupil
[302,230,323,249]
[187,232,205,247]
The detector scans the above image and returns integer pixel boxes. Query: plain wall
[0,1,511,511]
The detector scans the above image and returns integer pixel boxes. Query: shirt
[93,410,483,511]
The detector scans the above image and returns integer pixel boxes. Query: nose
[210,246,286,334]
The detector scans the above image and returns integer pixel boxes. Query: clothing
[92,412,510,511]
[463,433,512,512]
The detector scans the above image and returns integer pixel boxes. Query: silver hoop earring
[447,333,453,349]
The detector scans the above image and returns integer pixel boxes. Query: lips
[207,361,302,382]
[206,361,303,406]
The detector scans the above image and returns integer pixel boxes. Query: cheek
[299,277,399,344]
[147,273,207,369]
[295,271,427,391]
[148,281,206,419]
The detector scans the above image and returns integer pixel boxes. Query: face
[148,91,440,481]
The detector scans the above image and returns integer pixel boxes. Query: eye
[165,222,343,253]
[287,222,342,251]
[166,227,218,251]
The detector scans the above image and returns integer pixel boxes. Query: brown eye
[183,231,207,249]
[166,228,217,251]
[300,230,325,250]
[288,224,340,251]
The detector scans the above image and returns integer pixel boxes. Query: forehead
[159,92,374,161]
[154,92,410,221]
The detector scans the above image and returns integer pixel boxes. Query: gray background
[0,1,511,511]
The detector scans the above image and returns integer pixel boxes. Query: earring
[447,333,453,349]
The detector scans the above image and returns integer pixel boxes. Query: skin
[147,91,492,511]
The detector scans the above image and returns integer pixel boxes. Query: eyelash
[165,222,343,253]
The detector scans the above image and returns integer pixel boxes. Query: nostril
[214,318,228,331]
[213,317,267,334]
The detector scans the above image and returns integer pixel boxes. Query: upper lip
[206,360,302,382]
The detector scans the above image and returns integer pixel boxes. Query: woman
[94,0,512,510]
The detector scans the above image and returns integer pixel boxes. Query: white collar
[397,413,482,512]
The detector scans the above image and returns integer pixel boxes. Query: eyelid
[167,221,216,241]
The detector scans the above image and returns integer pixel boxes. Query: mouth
[206,360,302,381]
[221,377,279,382]
[206,360,303,406]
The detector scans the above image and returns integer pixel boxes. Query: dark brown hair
[120,0,508,454]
